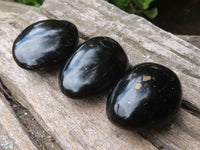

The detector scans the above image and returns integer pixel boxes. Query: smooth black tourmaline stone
[59,37,129,99]
[106,63,182,130]
[12,19,79,70]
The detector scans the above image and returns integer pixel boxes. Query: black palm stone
[106,63,182,130]
[12,19,79,70]
[59,37,129,99]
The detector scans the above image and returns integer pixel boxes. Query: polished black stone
[59,37,129,99]
[106,63,182,130]
[12,19,79,70]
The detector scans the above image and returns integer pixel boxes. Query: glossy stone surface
[59,37,129,99]
[106,63,182,130]
[12,19,79,70]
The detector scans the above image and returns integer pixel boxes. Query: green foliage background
[16,0,44,7]
[16,0,157,19]
[106,0,158,19]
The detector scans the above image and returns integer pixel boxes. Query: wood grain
[141,109,200,150]
[177,35,200,48]
[0,0,200,149]
[0,89,37,150]
[0,0,37,23]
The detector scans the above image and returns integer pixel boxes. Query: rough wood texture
[0,92,37,150]
[141,109,200,150]
[177,35,200,49]
[0,0,37,23]
[0,0,200,149]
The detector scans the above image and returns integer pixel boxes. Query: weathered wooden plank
[0,14,157,150]
[177,35,200,49]
[0,91,37,150]
[140,109,200,150]
[41,0,200,110]
[0,9,200,150]
[0,0,200,149]
[0,0,37,23]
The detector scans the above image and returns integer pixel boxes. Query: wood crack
[182,100,200,119]
[0,77,63,150]
[139,132,166,150]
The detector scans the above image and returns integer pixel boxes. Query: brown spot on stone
[88,44,94,47]
[143,76,151,82]
[133,73,137,76]
[135,83,142,89]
